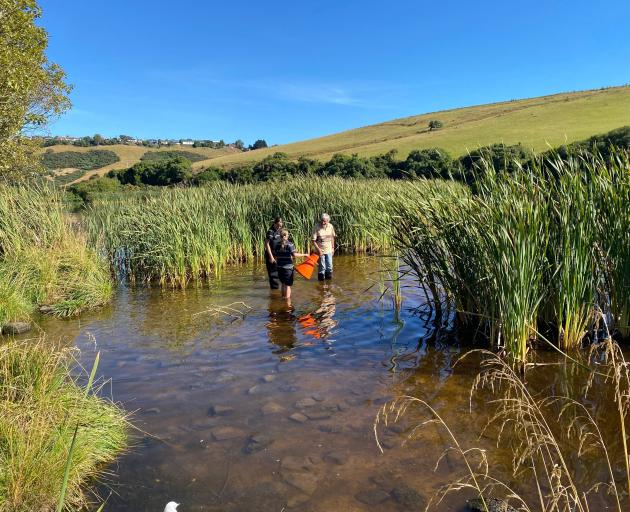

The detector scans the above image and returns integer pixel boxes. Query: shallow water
[36,256,623,511]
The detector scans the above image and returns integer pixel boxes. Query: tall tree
[0,0,71,179]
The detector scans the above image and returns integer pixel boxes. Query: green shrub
[41,150,119,171]
[140,150,206,163]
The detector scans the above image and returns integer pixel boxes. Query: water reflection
[266,296,298,354]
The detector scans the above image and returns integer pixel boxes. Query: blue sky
[39,0,630,145]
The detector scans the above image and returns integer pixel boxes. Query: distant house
[181,140,194,146]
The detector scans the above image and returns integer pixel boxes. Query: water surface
[37,256,621,511]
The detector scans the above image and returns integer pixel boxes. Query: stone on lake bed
[281,455,315,472]
[295,397,317,408]
[282,471,318,495]
[289,412,308,423]
[210,426,246,441]
[248,385,264,395]
[305,410,331,420]
[207,404,235,416]
[391,486,426,509]
[1,322,32,335]
[261,374,276,383]
[143,407,161,415]
[261,402,286,415]
[244,434,274,454]
[318,423,344,433]
[323,451,346,465]
[355,489,391,505]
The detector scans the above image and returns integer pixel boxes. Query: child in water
[273,229,309,299]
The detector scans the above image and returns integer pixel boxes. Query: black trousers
[265,258,280,289]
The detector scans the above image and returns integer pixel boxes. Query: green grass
[0,340,127,511]
[207,86,630,167]
[0,184,112,325]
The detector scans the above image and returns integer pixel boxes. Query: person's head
[320,213,330,226]
[272,216,283,229]
[280,228,289,247]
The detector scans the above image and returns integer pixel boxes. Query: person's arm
[331,226,336,253]
[293,252,309,259]
[264,238,276,263]
[311,228,323,255]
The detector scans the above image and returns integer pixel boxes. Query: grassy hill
[207,86,630,168]
[40,144,239,184]
[43,85,630,182]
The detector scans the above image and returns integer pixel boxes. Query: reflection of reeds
[376,339,630,511]
[393,148,630,361]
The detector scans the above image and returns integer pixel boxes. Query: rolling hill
[207,85,630,168]
[44,85,630,183]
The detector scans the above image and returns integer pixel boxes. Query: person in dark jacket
[273,229,308,299]
[264,217,283,289]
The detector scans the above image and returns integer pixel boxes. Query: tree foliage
[0,0,71,179]
[109,157,193,186]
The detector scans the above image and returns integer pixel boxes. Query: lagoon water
[36,256,620,511]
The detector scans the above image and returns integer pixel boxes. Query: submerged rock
[355,489,391,505]
[295,397,317,408]
[283,471,318,495]
[391,486,425,509]
[2,322,32,335]
[289,412,308,423]
[305,409,331,420]
[261,402,286,415]
[261,374,276,383]
[207,404,235,416]
[244,434,274,454]
[467,497,518,512]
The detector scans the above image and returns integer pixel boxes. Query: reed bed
[393,148,630,361]
[0,339,127,511]
[85,177,457,286]
[0,184,112,325]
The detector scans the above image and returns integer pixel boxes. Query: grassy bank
[84,177,458,286]
[0,184,112,326]
[393,148,630,360]
[0,340,127,511]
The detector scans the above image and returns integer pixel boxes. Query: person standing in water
[273,229,308,299]
[264,217,283,290]
[311,213,336,281]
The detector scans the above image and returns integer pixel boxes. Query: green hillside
[208,86,630,168]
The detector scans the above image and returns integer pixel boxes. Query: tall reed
[392,147,630,360]
[85,177,452,287]
[0,184,112,324]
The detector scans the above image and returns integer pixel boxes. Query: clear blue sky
[39,0,630,145]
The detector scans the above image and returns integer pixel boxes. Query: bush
[394,148,452,179]
[110,157,193,186]
[41,150,119,170]
[67,176,122,205]
[193,167,222,185]
[140,150,206,163]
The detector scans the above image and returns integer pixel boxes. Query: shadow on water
[28,255,621,511]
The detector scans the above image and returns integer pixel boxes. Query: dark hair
[270,216,283,229]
